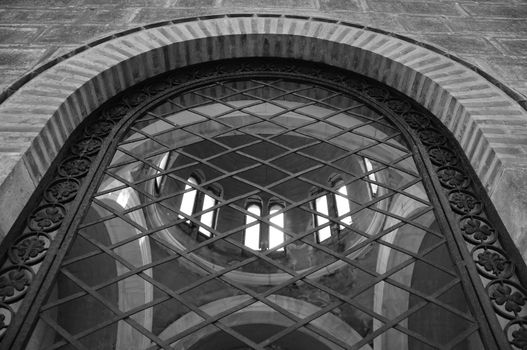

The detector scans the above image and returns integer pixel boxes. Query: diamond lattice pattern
[30,78,483,350]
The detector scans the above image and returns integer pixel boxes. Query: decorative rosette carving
[418,128,447,147]
[0,303,13,338]
[8,232,50,265]
[44,178,80,203]
[472,245,513,279]
[428,147,458,166]
[448,190,482,215]
[169,74,185,86]
[460,216,497,244]
[401,110,431,130]
[488,280,527,320]
[125,91,148,107]
[505,320,527,350]
[437,166,470,189]
[28,204,66,232]
[85,119,115,137]
[0,266,34,303]
[102,104,129,121]
[71,137,102,156]
[343,78,366,92]
[364,86,389,101]
[58,157,91,178]
[386,99,411,114]
[145,81,171,95]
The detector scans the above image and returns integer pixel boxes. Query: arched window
[154,151,170,193]
[312,176,353,242]
[179,175,199,220]
[2,59,525,350]
[268,202,285,251]
[244,201,262,250]
[311,188,332,243]
[329,175,353,230]
[173,173,221,238]
[363,157,378,197]
[243,198,285,251]
[198,185,222,238]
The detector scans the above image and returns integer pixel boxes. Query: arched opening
[1,57,522,350]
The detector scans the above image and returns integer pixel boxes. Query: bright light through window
[315,195,331,242]
[244,204,261,250]
[179,176,198,219]
[364,158,378,196]
[336,185,352,228]
[269,205,284,251]
[155,152,170,191]
[200,194,216,237]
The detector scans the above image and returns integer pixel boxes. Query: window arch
[243,198,285,251]
[243,199,262,251]
[311,175,354,243]
[363,158,378,197]
[0,58,525,350]
[268,201,285,251]
[179,174,199,220]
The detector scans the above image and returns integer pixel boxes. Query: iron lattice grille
[2,59,526,350]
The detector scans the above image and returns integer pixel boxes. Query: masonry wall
[1,0,526,98]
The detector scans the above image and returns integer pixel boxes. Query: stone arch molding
[1,13,527,250]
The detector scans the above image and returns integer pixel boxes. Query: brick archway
[0,13,526,255]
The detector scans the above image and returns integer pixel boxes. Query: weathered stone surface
[461,4,527,19]
[35,25,124,44]
[0,9,83,23]
[0,0,76,5]
[78,8,138,24]
[491,167,527,261]
[222,0,317,8]
[319,0,362,11]
[495,39,527,56]
[417,35,500,55]
[0,155,35,240]
[175,0,216,7]
[482,58,527,81]
[131,8,208,23]
[399,2,463,16]
[0,48,46,68]
[447,18,527,35]
[77,0,169,6]
[0,26,42,43]
[399,15,451,33]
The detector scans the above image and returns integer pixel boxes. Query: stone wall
[1,0,526,97]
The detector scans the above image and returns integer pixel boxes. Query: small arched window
[244,202,262,250]
[311,188,332,243]
[154,151,170,193]
[364,157,378,197]
[179,175,199,220]
[198,185,222,238]
[243,199,285,251]
[312,175,353,242]
[331,176,353,230]
[268,202,285,251]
